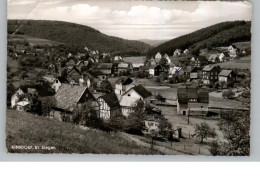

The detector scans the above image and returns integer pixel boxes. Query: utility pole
[188,108,190,125]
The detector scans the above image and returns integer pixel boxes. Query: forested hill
[7,20,151,56]
[147,21,251,57]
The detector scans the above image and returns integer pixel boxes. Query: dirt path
[120,132,194,155]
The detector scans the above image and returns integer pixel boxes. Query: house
[208,54,220,63]
[120,85,152,117]
[97,92,121,120]
[114,77,134,96]
[202,65,219,85]
[139,65,150,73]
[114,56,123,62]
[51,76,69,92]
[228,45,238,52]
[183,49,189,55]
[42,75,56,84]
[174,49,182,56]
[155,52,162,62]
[144,117,160,132]
[228,45,239,58]
[191,56,208,67]
[218,70,236,88]
[11,88,25,108]
[112,63,119,75]
[96,63,114,76]
[118,62,133,74]
[169,66,183,76]
[16,100,30,112]
[52,84,97,122]
[190,67,201,80]
[149,65,164,77]
[11,83,55,108]
[219,52,230,62]
[132,63,144,71]
[67,68,82,84]
[177,86,209,116]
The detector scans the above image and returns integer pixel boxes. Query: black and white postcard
[6,0,251,155]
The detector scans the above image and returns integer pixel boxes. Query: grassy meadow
[6,109,160,154]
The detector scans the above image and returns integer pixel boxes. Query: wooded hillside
[147,21,251,57]
[8,20,151,56]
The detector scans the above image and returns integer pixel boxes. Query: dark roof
[218,70,233,77]
[57,76,69,84]
[115,77,133,85]
[149,64,162,69]
[197,55,208,61]
[67,68,82,82]
[20,83,55,97]
[55,84,88,111]
[190,67,200,73]
[131,85,151,98]
[177,87,209,104]
[96,63,113,69]
[100,92,120,109]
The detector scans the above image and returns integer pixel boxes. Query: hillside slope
[8,20,150,56]
[6,109,158,154]
[147,21,251,57]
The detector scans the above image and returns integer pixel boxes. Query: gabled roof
[190,67,200,73]
[129,85,151,99]
[115,77,133,85]
[177,86,209,104]
[57,76,69,84]
[99,92,120,109]
[55,84,88,111]
[202,65,216,72]
[96,63,113,69]
[132,63,144,68]
[118,63,129,68]
[218,70,233,77]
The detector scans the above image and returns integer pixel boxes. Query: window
[201,106,204,108]
[128,94,131,97]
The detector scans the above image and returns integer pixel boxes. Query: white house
[155,52,162,61]
[183,49,189,55]
[11,88,24,108]
[169,66,182,75]
[120,85,152,117]
[114,77,134,96]
[174,49,182,56]
[16,100,30,112]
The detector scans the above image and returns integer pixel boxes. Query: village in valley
[6,20,251,155]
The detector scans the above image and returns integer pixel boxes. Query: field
[233,41,251,50]
[212,56,251,70]
[6,109,160,154]
[122,56,146,64]
[8,34,63,46]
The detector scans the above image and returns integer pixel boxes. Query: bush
[222,90,235,99]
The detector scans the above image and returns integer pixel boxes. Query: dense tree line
[8,20,150,56]
[147,21,251,57]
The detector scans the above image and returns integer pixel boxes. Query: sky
[7,0,252,40]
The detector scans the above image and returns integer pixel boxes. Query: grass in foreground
[6,109,161,154]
